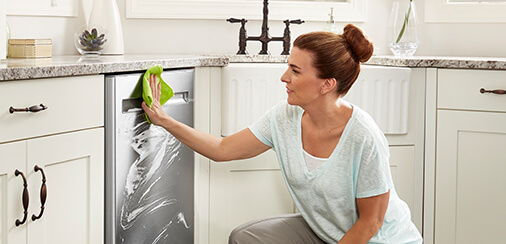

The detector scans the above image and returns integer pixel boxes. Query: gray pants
[228,214,326,244]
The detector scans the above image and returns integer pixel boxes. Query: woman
[142,24,422,244]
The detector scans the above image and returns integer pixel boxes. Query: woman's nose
[280,69,290,83]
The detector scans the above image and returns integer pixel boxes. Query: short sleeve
[355,135,393,199]
[247,104,277,148]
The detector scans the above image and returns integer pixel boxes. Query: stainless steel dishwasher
[105,68,194,244]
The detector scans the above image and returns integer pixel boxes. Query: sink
[221,63,411,136]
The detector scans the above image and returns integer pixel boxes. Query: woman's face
[281,47,325,106]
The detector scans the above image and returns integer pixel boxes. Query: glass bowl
[74,24,108,55]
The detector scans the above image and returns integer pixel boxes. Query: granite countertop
[2,54,506,81]
[367,56,506,70]
[0,55,228,81]
[227,54,506,70]
[227,55,506,70]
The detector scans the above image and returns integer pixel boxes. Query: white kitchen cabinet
[26,129,104,244]
[435,111,506,244]
[433,69,506,244]
[0,129,104,244]
[385,68,426,234]
[0,75,104,244]
[388,146,416,219]
[0,141,27,244]
[194,67,223,244]
[209,151,295,244]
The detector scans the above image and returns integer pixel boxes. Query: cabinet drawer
[438,69,506,112]
[0,75,104,143]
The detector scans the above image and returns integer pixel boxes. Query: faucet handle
[227,18,247,24]
[227,18,248,55]
[289,19,304,25]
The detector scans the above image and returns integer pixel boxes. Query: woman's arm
[141,74,270,161]
[337,190,390,244]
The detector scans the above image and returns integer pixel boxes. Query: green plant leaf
[396,0,413,44]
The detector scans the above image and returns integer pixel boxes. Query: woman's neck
[302,97,353,130]
[300,96,353,158]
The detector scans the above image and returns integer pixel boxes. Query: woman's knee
[229,215,286,244]
[228,214,324,244]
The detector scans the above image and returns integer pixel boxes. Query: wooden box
[8,39,52,58]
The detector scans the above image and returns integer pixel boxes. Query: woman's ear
[321,78,337,94]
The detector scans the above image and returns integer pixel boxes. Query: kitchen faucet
[227,0,304,55]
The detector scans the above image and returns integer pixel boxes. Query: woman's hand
[140,73,270,162]
[141,73,172,126]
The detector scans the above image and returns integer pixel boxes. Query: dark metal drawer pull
[9,103,48,114]
[480,88,506,95]
[31,165,47,221]
[14,169,29,226]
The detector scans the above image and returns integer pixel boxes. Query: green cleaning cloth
[132,65,174,123]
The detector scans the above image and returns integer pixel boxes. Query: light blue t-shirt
[248,100,422,244]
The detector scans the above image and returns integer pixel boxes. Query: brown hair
[293,24,374,95]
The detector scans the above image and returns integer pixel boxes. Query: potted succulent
[74,25,108,55]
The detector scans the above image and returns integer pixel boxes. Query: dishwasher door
[105,68,194,244]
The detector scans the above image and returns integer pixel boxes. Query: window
[426,0,506,23]
[448,0,505,2]
[7,0,77,17]
[126,0,365,22]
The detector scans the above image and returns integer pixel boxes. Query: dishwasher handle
[122,91,190,113]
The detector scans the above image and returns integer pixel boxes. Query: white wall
[1,0,6,58]
[5,0,506,57]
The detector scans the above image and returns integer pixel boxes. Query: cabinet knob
[9,103,48,114]
[31,165,47,221]
[480,88,506,95]
[14,169,29,226]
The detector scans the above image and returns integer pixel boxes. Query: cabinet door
[389,145,421,232]
[436,110,506,244]
[209,151,295,244]
[0,141,27,244]
[25,128,104,244]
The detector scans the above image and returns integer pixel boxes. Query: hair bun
[342,24,374,63]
